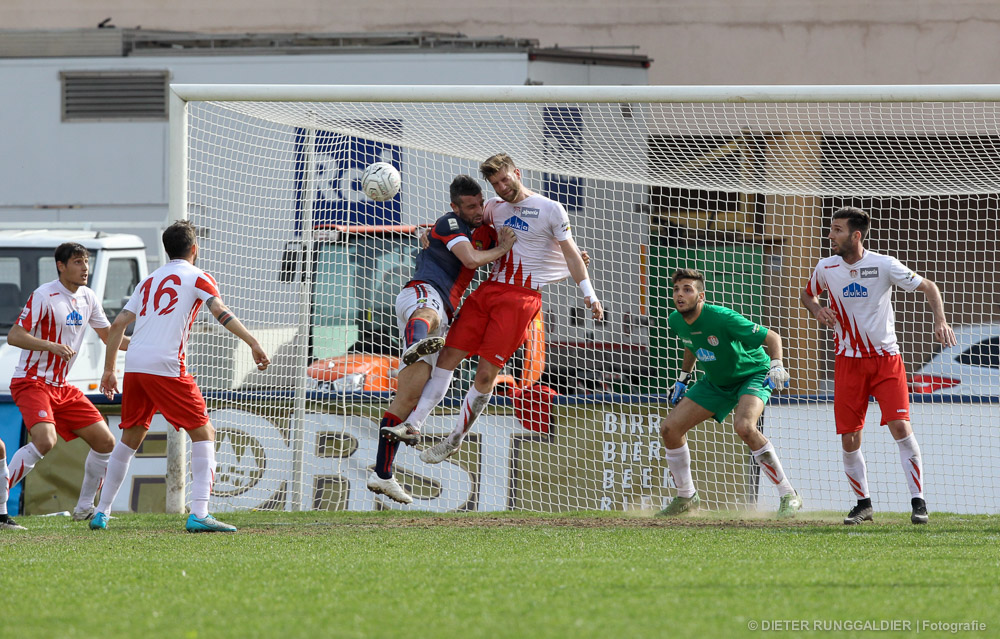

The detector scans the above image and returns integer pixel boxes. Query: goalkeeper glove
[765,360,790,390]
[670,371,693,405]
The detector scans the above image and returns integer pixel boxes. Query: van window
[104,258,140,319]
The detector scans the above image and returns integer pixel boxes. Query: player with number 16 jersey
[123,260,219,377]
[95,221,270,533]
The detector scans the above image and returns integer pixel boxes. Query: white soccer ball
[360,162,402,202]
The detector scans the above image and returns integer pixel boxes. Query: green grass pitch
[1,511,997,638]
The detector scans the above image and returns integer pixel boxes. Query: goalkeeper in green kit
[657,268,803,518]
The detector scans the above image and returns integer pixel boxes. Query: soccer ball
[360,162,401,201]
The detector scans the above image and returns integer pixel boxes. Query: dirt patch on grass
[248,512,842,532]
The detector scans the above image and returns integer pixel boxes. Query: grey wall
[4,0,1000,85]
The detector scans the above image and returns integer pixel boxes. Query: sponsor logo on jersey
[707,335,719,346]
[504,216,530,232]
[824,264,840,269]
[695,348,717,362]
[842,282,869,298]
[690,331,702,335]
[860,267,879,278]
[66,310,83,326]
[752,325,760,334]
[516,207,540,219]
[448,218,459,231]
[682,338,693,346]
[18,307,28,320]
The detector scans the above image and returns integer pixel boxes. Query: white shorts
[395,282,449,366]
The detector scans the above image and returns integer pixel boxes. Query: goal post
[167,83,1000,515]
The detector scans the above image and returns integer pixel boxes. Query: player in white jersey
[93,221,270,533]
[369,175,517,505]
[2,243,128,528]
[801,206,956,525]
[402,153,603,465]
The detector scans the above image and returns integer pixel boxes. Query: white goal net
[171,85,1000,515]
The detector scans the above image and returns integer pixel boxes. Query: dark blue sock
[404,317,430,348]
[375,412,402,479]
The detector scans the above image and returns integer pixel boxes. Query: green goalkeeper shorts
[684,371,773,422]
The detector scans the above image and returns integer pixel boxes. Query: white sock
[408,366,454,429]
[0,457,8,515]
[76,450,111,513]
[751,442,794,497]
[7,442,43,489]
[895,434,924,499]
[665,443,696,498]
[447,386,492,446]
[96,442,136,515]
[191,440,216,519]
[842,448,870,499]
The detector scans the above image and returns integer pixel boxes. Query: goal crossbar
[171,83,1000,104]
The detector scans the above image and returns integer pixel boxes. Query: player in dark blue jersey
[367,175,516,504]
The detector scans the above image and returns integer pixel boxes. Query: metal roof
[0,229,145,250]
[0,28,651,67]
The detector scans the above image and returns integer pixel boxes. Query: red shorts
[120,372,210,432]
[446,281,543,368]
[834,354,911,434]
[10,378,103,442]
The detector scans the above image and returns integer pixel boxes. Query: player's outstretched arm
[6,324,76,361]
[451,226,517,269]
[559,238,603,321]
[100,310,135,399]
[206,297,270,371]
[916,278,957,346]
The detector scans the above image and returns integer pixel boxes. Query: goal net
[171,85,1000,515]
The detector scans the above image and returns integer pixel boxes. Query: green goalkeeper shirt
[668,304,770,387]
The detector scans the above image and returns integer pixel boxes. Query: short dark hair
[479,153,517,181]
[671,268,705,292]
[449,174,482,205]
[162,220,197,259]
[832,206,871,240]
[54,242,88,266]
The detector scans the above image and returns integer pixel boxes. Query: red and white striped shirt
[122,260,220,377]
[483,194,573,290]
[12,280,110,386]
[804,250,922,357]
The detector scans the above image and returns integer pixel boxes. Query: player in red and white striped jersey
[802,206,956,525]
[93,221,270,533]
[2,243,128,528]
[369,175,517,504]
[404,153,603,465]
